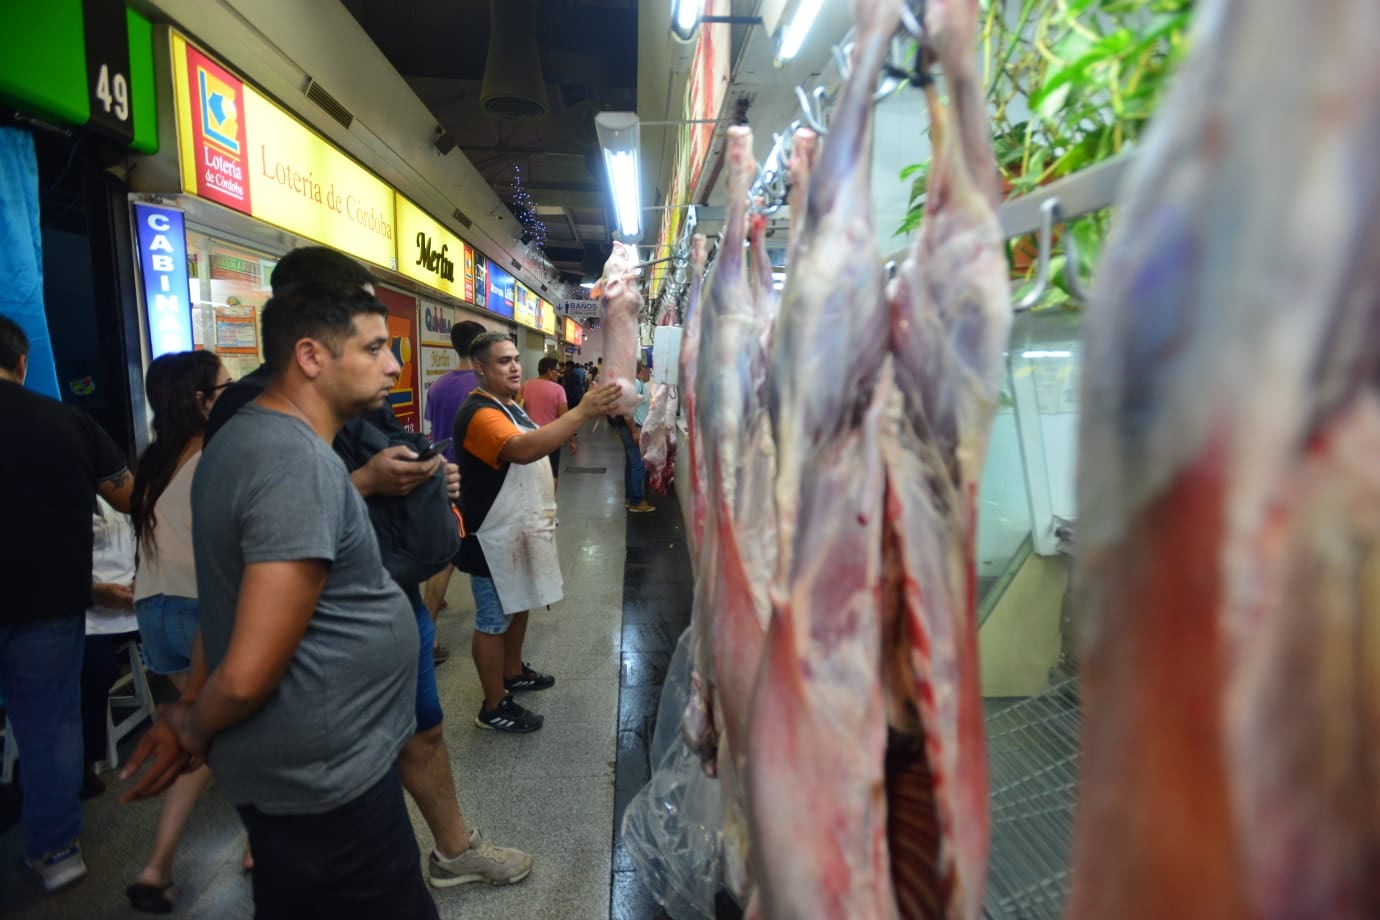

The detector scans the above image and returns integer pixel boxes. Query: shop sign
[134,203,194,358]
[558,298,600,318]
[562,317,583,346]
[0,3,157,151]
[396,196,477,303]
[172,33,397,269]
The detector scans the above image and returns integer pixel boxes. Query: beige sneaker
[428,830,533,888]
[627,502,655,513]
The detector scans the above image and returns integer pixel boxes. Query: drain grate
[564,466,607,475]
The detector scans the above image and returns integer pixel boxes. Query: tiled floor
[0,424,665,919]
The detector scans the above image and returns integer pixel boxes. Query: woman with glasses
[126,351,247,913]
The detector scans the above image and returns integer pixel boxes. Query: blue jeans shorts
[471,575,517,636]
[135,594,199,675]
[409,590,443,733]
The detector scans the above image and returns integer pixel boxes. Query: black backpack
[333,408,460,587]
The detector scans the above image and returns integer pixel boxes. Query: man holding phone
[132,248,532,894]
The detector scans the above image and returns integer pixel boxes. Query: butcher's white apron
[474,397,563,614]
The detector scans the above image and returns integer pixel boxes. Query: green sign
[0,0,157,152]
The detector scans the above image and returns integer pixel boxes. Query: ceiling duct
[479,0,550,121]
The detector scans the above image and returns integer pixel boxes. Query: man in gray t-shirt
[192,403,417,812]
[119,282,437,918]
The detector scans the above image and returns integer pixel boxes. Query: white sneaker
[428,829,533,888]
[27,842,87,892]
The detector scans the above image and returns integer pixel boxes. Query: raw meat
[596,240,645,417]
[879,0,1007,914]
[679,233,710,561]
[1068,0,1380,917]
[686,124,780,902]
[747,1,904,918]
[642,279,684,494]
[640,382,678,494]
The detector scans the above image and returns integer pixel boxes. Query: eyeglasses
[208,380,236,393]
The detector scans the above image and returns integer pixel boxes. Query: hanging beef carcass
[679,234,710,560]
[876,0,1008,914]
[746,0,906,916]
[641,288,682,494]
[1068,0,1380,916]
[677,125,774,898]
[747,0,1004,915]
[595,240,645,418]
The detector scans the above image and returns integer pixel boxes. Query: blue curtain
[0,126,60,399]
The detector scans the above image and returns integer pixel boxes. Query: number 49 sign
[82,0,134,142]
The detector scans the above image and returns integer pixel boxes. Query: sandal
[126,881,174,914]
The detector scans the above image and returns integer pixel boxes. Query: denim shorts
[135,594,200,675]
[471,575,515,636]
[410,593,443,733]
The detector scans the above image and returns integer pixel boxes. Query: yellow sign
[172,32,397,270]
[396,196,473,302]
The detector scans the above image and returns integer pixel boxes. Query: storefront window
[186,229,277,381]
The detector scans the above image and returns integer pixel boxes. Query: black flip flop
[126,881,174,914]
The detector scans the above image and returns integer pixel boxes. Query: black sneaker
[475,695,544,733]
[504,663,556,692]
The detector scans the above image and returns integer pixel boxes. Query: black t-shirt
[0,380,129,624]
[204,364,271,444]
[203,362,396,458]
[452,392,536,577]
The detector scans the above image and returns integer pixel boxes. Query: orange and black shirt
[452,391,536,577]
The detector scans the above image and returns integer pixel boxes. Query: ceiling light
[581,281,596,290]
[672,0,700,42]
[1021,350,1072,359]
[594,112,642,243]
[776,0,826,63]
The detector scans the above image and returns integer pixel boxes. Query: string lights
[509,161,548,252]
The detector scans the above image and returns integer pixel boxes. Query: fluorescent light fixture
[777,0,825,62]
[581,281,596,289]
[672,0,700,41]
[594,112,643,243]
[1021,349,1072,359]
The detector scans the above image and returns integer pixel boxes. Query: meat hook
[1014,197,1058,312]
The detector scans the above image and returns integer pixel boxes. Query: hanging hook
[1058,209,1094,304]
[795,85,828,135]
[1014,198,1058,312]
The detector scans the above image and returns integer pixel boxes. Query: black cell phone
[412,438,451,461]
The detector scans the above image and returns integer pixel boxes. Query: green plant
[897,0,1193,305]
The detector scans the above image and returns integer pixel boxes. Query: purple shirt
[425,369,478,463]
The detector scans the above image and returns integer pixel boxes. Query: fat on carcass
[746,0,904,917]
[878,0,1006,915]
[1068,1,1380,917]
[595,240,645,417]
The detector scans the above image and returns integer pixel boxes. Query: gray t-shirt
[192,404,417,815]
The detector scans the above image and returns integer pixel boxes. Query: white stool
[1,714,15,785]
[105,639,155,771]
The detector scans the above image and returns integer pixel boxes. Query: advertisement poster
[538,298,557,335]
[463,244,475,303]
[474,257,490,311]
[419,298,458,432]
[514,282,538,328]
[374,287,420,431]
[485,261,515,320]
